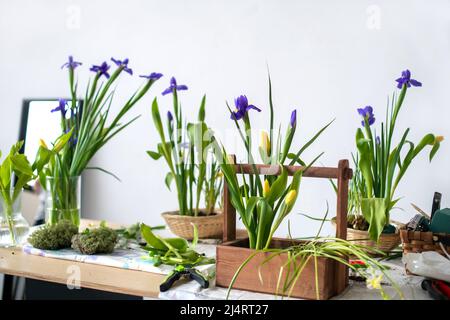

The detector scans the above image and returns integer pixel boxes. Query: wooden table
[0,220,165,298]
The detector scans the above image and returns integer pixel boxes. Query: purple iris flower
[61,56,82,70]
[162,77,188,96]
[111,57,133,75]
[51,99,68,116]
[167,111,173,122]
[139,72,163,81]
[230,95,261,120]
[90,62,111,79]
[290,109,297,128]
[395,70,422,89]
[357,106,375,127]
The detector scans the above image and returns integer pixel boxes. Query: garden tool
[159,264,209,292]
[421,279,449,300]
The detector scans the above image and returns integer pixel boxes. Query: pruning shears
[159,264,210,292]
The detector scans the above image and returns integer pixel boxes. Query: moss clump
[71,226,118,255]
[28,220,78,250]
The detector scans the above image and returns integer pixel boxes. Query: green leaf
[198,95,206,122]
[0,157,12,188]
[140,223,169,251]
[288,118,334,166]
[361,198,388,242]
[266,165,288,205]
[85,166,121,182]
[146,150,161,160]
[151,98,166,141]
[165,172,174,190]
[33,146,53,172]
[430,141,440,161]
[255,198,275,250]
[11,154,33,176]
[356,128,374,197]
[52,129,73,153]
[191,223,199,249]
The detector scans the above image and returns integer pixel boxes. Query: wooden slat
[0,246,164,297]
[335,159,350,294]
[233,164,340,178]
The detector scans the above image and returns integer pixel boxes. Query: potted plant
[348,70,443,251]
[148,78,223,239]
[0,133,71,247]
[41,56,161,226]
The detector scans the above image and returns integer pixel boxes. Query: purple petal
[290,109,297,127]
[111,57,120,66]
[176,85,188,91]
[247,104,261,112]
[409,79,422,87]
[124,67,133,75]
[162,87,173,96]
[170,77,177,87]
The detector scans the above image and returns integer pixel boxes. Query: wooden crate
[216,158,352,300]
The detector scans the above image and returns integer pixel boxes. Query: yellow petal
[39,139,48,149]
[263,179,270,197]
[436,135,444,143]
[260,131,271,155]
[285,190,297,206]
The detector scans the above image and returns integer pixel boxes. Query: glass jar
[45,176,81,226]
[0,190,30,247]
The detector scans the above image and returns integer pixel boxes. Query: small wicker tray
[400,227,450,256]
[162,210,223,240]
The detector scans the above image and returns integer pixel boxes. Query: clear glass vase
[0,191,30,247]
[45,176,81,226]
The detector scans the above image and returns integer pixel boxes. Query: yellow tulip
[285,190,297,206]
[263,179,270,197]
[39,139,48,149]
[260,131,271,155]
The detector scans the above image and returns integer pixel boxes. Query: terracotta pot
[162,210,223,240]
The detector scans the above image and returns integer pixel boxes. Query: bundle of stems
[42,56,161,224]
[149,81,222,216]
[355,70,442,241]
[214,73,333,249]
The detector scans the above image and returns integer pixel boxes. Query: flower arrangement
[0,133,71,246]
[42,56,161,225]
[148,78,222,216]
[213,75,333,250]
[354,70,443,241]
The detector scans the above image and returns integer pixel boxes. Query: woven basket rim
[347,227,399,238]
[162,210,223,221]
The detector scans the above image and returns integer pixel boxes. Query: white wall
[0,0,449,238]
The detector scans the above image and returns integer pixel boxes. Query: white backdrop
[0,0,449,238]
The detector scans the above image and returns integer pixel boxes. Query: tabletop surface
[0,220,432,300]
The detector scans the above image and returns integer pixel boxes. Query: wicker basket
[399,227,450,256]
[162,210,223,240]
[347,227,401,252]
